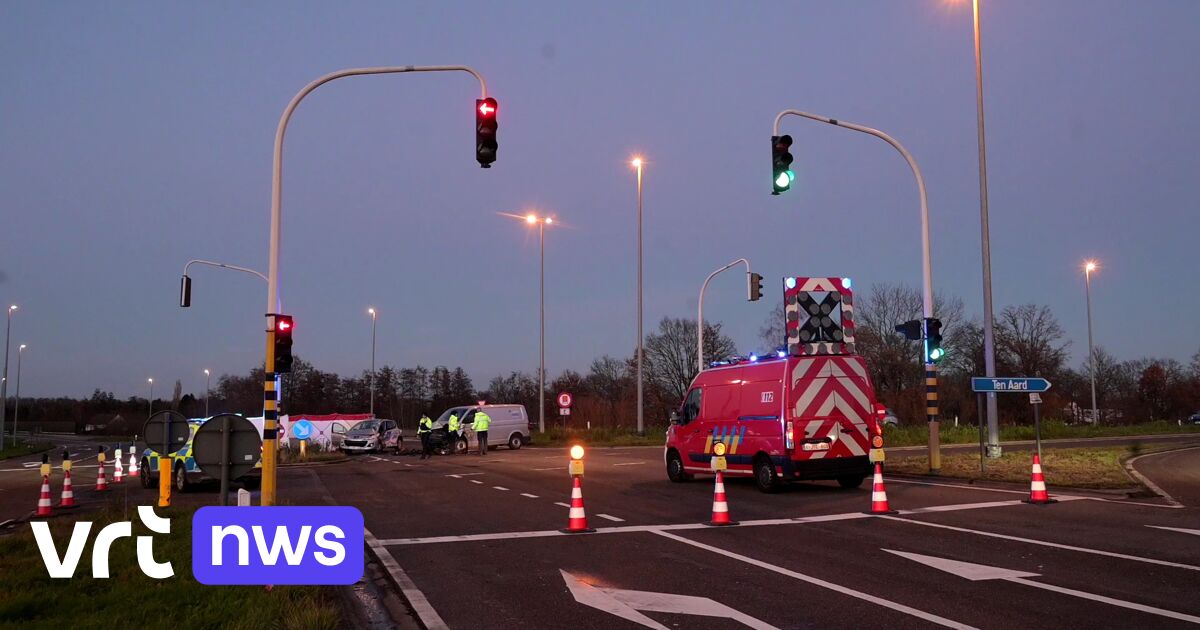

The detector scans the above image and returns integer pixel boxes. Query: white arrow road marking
[1148,525,1200,537]
[561,570,778,630]
[886,550,1200,624]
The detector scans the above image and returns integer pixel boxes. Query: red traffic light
[478,100,496,116]
[276,316,293,333]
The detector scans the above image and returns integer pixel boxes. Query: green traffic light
[775,170,794,189]
[929,348,944,361]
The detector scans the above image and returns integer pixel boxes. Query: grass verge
[0,497,341,630]
[531,425,668,447]
[279,448,347,465]
[886,445,1160,489]
[0,441,53,461]
[884,420,1200,448]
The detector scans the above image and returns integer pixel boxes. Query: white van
[435,404,530,452]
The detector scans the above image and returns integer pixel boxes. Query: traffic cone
[36,475,53,517]
[128,448,139,478]
[1024,453,1056,504]
[113,456,124,484]
[560,477,595,533]
[867,462,898,515]
[60,469,76,507]
[95,460,108,491]
[706,470,738,526]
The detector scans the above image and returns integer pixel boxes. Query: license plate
[869,448,886,463]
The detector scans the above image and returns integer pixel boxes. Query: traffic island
[886,446,1154,492]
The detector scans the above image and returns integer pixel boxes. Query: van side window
[680,389,702,424]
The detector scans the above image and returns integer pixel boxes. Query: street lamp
[204,369,211,417]
[368,308,377,416]
[631,156,645,435]
[0,304,16,449]
[12,344,26,443]
[147,378,154,418]
[1084,260,1099,424]
[511,212,555,433]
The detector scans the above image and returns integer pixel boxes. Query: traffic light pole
[773,109,940,473]
[260,65,489,506]
[698,258,749,373]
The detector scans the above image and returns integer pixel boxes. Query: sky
[1,1,1198,399]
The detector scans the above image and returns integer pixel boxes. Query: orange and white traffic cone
[36,475,53,517]
[561,477,595,533]
[113,455,124,484]
[127,447,139,478]
[706,470,738,526]
[60,469,76,507]
[95,460,108,491]
[867,462,898,515]
[1024,453,1055,504]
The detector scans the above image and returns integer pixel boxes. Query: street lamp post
[773,109,941,473]
[258,65,489,506]
[0,304,16,449]
[518,213,554,434]
[632,157,645,435]
[204,369,211,417]
[368,308,377,416]
[148,378,154,418]
[1084,261,1099,424]
[13,345,26,442]
[968,0,1002,458]
[698,259,750,372]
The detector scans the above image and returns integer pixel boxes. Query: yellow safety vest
[418,417,432,434]
[448,415,461,432]
[473,412,491,431]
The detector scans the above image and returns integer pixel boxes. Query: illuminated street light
[631,156,645,435]
[148,378,154,418]
[1084,260,1100,424]
[0,304,16,448]
[368,307,377,416]
[204,369,211,417]
[13,344,27,443]
[505,212,557,433]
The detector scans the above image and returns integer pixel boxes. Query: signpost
[143,410,190,508]
[292,419,314,460]
[557,392,575,426]
[192,413,263,506]
[970,377,1053,467]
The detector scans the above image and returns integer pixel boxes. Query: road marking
[446,472,484,477]
[880,515,1200,572]
[1126,446,1200,508]
[888,550,1200,624]
[447,474,462,478]
[888,477,1181,509]
[655,532,974,629]
[612,462,645,466]
[555,502,571,508]
[562,570,778,630]
[520,493,539,499]
[597,514,625,522]
[470,480,483,485]
[533,467,561,471]
[492,486,509,491]
[365,528,449,630]
[1147,525,1200,537]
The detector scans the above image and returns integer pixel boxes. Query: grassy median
[0,441,53,461]
[0,497,340,630]
[884,420,1200,448]
[886,445,1157,489]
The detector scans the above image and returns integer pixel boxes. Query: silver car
[339,419,402,454]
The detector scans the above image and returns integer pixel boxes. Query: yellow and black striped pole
[261,316,278,506]
[926,363,941,473]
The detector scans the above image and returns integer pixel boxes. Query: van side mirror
[670,411,681,425]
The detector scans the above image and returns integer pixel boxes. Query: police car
[140,419,262,492]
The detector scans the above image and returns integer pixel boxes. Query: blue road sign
[291,419,314,440]
[971,377,1052,393]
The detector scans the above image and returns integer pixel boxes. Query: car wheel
[140,460,153,489]
[174,464,190,493]
[837,475,866,489]
[508,434,523,450]
[455,438,469,455]
[666,450,691,483]
[753,455,781,493]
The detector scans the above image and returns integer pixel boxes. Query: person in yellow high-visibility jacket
[473,409,491,456]
[418,414,434,460]
[447,413,461,455]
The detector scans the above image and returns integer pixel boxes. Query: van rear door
[788,356,872,460]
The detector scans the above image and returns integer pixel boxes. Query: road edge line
[365,528,449,630]
[1123,446,1199,508]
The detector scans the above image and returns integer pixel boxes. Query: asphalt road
[301,443,1200,630]
[1130,445,1200,508]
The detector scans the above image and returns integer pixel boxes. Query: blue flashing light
[749,353,758,362]
[777,350,787,358]
[785,277,797,289]
[842,277,852,289]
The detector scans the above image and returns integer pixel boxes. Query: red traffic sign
[557,392,573,408]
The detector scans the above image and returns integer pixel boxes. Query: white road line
[520,493,539,499]
[493,486,509,491]
[470,480,484,485]
[880,515,1200,572]
[889,477,1181,509]
[652,530,975,629]
[555,502,571,508]
[597,514,625,522]
[533,467,561,471]
[447,474,462,478]
[456,472,485,477]
[1125,446,1200,508]
[1147,525,1200,537]
[364,528,449,630]
[612,462,645,466]
[1008,577,1200,624]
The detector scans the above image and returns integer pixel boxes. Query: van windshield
[436,407,469,424]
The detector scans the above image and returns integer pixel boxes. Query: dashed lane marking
[533,467,561,471]
[613,462,645,466]
[554,502,571,508]
[654,530,975,629]
[597,514,625,522]
[520,493,539,498]
[493,486,509,491]
[470,480,483,485]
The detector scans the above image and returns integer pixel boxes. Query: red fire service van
[665,276,886,492]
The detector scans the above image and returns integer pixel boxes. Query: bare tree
[996,304,1070,378]
[644,317,736,403]
[758,301,786,350]
[853,283,966,400]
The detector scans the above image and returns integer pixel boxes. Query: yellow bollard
[158,454,171,508]
[300,438,307,462]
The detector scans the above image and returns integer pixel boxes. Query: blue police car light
[785,277,797,289]
[842,277,852,289]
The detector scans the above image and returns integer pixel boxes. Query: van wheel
[753,455,781,493]
[454,438,469,454]
[837,475,866,489]
[666,450,691,482]
[174,464,190,493]
[508,434,523,450]
[140,460,153,489]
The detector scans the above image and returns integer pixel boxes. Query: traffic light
[771,134,794,195]
[748,272,764,302]
[475,97,498,168]
[924,317,944,363]
[274,315,294,373]
[895,319,922,341]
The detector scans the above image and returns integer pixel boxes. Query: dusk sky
[2,1,1197,399]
